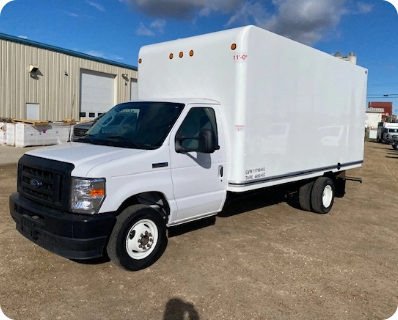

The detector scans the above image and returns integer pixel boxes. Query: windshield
[75,102,184,149]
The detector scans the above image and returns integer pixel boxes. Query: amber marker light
[231,43,237,50]
[91,189,105,197]
[189,50,194,57]
[169,53,174,59]
[179,52,183,58]
[138,58,142,64]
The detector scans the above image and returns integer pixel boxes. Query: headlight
[70,177,106,214]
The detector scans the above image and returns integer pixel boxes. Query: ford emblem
[30,179,42,188]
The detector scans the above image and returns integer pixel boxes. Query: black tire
[107,204,166,271]
[298,180,314,212]
[393,142,398,150]
[311,177,335,214]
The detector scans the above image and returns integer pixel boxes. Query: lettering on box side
[233,53,248,62]
[245,167,266,180]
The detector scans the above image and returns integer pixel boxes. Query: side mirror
[198,129,219,153]
[175,129,219,154]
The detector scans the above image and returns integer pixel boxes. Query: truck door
[169,104,227,223]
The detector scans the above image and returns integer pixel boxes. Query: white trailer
[10,26,367,271]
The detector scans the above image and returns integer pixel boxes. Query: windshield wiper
[75,134,95,143]
[106,135,145,149]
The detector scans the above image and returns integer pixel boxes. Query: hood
[25,142,147,176]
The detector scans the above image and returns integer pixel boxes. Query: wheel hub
[138,231,153,249]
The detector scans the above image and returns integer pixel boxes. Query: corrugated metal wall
[0,38,137,121]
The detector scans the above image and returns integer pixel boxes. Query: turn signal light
[90,189,105,197]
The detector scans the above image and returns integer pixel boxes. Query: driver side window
[177,107,218,150]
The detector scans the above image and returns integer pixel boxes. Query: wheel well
[324,171,346,198]
[117,192,170,220]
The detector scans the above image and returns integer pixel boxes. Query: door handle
[218,165,224,177]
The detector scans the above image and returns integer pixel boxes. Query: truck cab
[10,99,227,270]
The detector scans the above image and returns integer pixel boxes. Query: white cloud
[263,0,348,45]
[136,20,167,36]
[226,2,268,27]
[87,1,105,12]
[68,12,79,18]
[85,50,106,58]
[119,0,243,20]
[226,0,348,46]
[109,55,124,61]
[150,19,166,34]
[136,22,155,36]
[85,50,124,61]
[121,0,372,46]
[356,2,373,14]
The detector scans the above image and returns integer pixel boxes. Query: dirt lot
[0,142,397,320]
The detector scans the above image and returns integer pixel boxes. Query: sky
[0,0,398,114]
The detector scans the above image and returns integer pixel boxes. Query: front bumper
[9,192,116,260]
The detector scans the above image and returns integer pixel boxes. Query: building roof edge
[0,33,138,71]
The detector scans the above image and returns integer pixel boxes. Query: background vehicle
[72,113,105,140]
[390,135,398,150]
[9,26,368,271]
[377,122,398,142]
[385,129,398,144]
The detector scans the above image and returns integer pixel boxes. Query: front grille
[21,166,63,206]
[73,127,89,137]
[18,155,74,211]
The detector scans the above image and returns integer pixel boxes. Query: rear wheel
[311,177,335,214]
[298,180,314,212]
[107,204,166,271]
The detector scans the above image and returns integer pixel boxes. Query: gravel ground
[0,141,397,320]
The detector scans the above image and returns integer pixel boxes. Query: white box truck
[9,26,367,271]
[376,122,398,143]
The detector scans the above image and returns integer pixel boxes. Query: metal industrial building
[0,33,138,122]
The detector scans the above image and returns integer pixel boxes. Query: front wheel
[311,177,335,214]
[107,205,166,271]
[393,142,398,150]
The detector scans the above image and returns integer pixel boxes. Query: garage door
[80,70,115,119]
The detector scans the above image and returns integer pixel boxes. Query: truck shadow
[169,187,296,238]
[386,150,398,159]
[219,187,292,218]
[168,216,216,237]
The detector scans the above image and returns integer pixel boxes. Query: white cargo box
[5,123,15,146]
[14,123,72,147]
[0,122,6,145]
[139,25,367,190]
